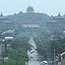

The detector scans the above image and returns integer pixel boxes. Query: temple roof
[56,12,62,18]
[26,6,34,12]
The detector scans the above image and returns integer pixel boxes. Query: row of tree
[2,36,31,65]
[34,35,65,61]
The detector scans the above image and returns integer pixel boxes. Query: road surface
[27,37,41,65]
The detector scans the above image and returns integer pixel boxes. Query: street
[27,37,41,65]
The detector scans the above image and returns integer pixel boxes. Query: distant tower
[0,12,3,17]
[57,12,62,17]
[55,12,64,22]
[26,6,34,12]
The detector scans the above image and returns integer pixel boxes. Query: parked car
[30,56,33,58]
[30,51,34,53]
[40,61,48,65]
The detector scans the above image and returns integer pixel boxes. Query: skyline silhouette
[0,0,65,16]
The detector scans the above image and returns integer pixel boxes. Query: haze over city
[0,0,65,16]
[1,0,65,65]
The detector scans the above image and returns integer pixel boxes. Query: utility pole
[54,49,56,65]
[0,44,1,57]
[4,41,7,57]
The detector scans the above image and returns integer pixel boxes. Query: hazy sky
[0,0,65,16]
